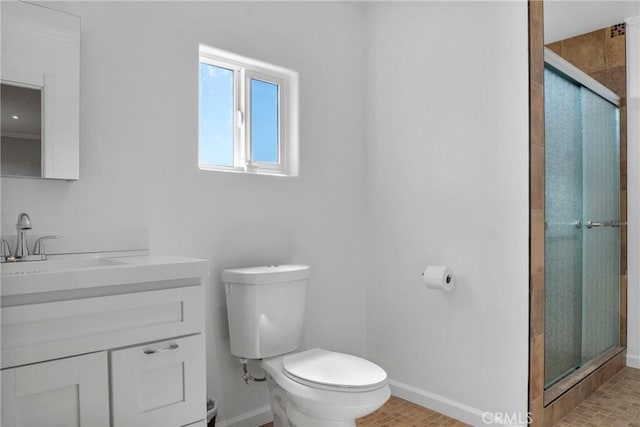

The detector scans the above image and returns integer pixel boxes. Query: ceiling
[545,0,640,43]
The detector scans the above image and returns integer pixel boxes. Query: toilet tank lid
[222,264,310,285]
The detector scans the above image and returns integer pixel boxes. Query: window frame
[198,45,299,176]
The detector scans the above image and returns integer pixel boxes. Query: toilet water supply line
[240,358,266,384]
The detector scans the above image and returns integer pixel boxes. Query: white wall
[1,1,533,425]
[364,2,530,425]
[1,2,369,423]
[626,15,640,369]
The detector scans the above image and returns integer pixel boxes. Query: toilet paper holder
[421,265,456,291]
[421,271,453,284]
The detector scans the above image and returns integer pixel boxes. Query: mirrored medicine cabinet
[1,1,80,180]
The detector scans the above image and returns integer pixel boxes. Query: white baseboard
[627,353,640,369]
[389,379,487,426]
[216,405,272,427]
[389,380,528,427]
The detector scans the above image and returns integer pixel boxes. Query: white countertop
[1,253,209,305]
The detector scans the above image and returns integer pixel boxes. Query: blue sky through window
[251,79,279,163]
[199,63,234,167]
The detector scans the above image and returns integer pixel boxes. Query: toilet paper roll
[422,265,455,291]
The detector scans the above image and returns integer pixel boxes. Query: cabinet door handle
[144,343,179,355]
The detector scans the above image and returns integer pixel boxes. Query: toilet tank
[222,265,310,359]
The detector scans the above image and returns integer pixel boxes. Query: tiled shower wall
[547,25,626,99]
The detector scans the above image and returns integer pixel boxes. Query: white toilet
[222,265,390,427]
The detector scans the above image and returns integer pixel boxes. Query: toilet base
[267,376,290,427]
[286,401,356,427]
[267,377,357,427]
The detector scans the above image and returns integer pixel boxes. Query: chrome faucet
[2,213,60,262]
[15,213,32,258]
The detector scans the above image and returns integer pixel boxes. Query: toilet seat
[282,348,388,392]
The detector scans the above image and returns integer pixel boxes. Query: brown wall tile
[543,352,625,426]
[530,396,544,427]
[531,145,544,210]
[530,11,544,83]
[529,0,543,22]
[530,334,545,401]
[531,81,544,149]
[547,41,562,56]
[530,273,545,337]
[606,30,626,68]
[561,29,607,73]
[589,66,626,98]
[545,388,577,426]
[531,209,544,275]
[529,2,545,424]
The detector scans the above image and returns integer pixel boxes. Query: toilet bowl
[261,348,391,427]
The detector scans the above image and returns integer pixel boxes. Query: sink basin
[1,256,126,276]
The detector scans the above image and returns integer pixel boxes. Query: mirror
[1,83,42,177]
[1,1,80,180]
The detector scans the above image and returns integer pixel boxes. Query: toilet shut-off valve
[240,358,266,384]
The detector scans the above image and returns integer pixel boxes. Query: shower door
[544,66,621,388]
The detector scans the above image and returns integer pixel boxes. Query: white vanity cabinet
[0,254,208,427]
[1,352,110,427]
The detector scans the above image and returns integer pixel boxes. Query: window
[198,45,299,176]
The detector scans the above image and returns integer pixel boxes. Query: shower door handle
[586,220,627,229]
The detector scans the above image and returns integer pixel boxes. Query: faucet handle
[1,238,12,259]
[33,235,61,259]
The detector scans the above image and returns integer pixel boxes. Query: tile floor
[259,396,467,427]
[357,396,467,427]
[259,367,640,427]
[555,367,640,427]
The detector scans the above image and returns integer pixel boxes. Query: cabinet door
[111,334,206,427]
[1,352,109,427]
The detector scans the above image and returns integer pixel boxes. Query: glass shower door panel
[581,89,620,362]
[544,69,583,387]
